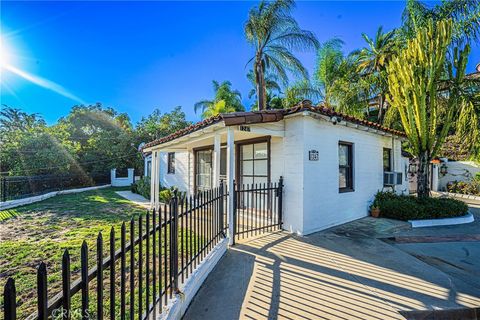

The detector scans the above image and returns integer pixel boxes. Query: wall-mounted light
[440,163,448,176]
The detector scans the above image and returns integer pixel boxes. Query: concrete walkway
[183,208,480,320]
[115,191,150,208]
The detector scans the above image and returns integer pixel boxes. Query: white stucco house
[142,101,409,236]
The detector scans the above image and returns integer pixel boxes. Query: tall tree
[136,106,191,143]
[194,80,244,118]
[386,19,471,197]
[401,0,480,46]
[245,0,319,111]
[247,70,289,110]
[201,100,237,118]
[313,40,371,117]
[355,26,397,123]
[57,104,139,176]
[314,38,346,106]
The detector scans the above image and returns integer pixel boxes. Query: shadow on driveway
[183,225,480,319]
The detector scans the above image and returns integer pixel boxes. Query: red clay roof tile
[142,100,406,150]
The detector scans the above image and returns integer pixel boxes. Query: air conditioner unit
[384,172,403,186]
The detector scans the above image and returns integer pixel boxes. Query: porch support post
[150,151,157,209]
[154,151,160,210]
[226,127,235,245]
[213,133,221,188]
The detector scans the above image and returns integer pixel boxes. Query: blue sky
[1,1,479,125]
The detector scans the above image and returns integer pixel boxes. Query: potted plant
[370,206,381,218]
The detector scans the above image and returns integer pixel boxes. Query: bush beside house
[372,191,468,221]
[131,177,186,203]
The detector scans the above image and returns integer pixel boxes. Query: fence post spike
[96,232,103,320]
[80,241,89,320]
[62,249,71,320]
[4,277,16,320]
[37,262,48,320]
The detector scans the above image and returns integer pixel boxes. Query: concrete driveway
[183,206,480,320]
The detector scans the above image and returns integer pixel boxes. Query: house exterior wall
[299,115,407,235]
[145,115,407,235]
[159,152,190,192]
[278,117,305,234]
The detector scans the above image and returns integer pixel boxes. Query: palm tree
[201,100,237,118]
[355,26,396,123]
[314,38,345,106]
[194,81,244,118]
[247,70,282,106]
[245,0,319,111]
[401,0,480,46]
[386,19,472,197]
[282,80,322,108]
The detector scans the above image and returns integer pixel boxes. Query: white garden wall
[437,161,480,191]
[111,168,135,187]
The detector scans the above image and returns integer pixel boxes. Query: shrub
[447,180,480,196]
[131,178,186,203]
[131,177,151,199]
[372,191,468,221]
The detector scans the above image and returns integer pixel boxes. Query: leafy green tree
[136,106,191,143]
[0,106,77,176]
[386,19,471,197]
[57,103,139,176]
[245,0,319,111]
[194,80,244,118]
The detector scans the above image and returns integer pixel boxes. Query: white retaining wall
[0,184,111,210]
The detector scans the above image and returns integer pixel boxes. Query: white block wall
[437,161,480,191]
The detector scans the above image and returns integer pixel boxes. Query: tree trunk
[377,94,384,124]
[416,151,431,198]
[255,57,266,111]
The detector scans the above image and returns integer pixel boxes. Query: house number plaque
[309,150,319,161]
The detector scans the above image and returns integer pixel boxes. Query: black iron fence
[0,174,110,202]
[233,177,283,242]
[2,184,227,320]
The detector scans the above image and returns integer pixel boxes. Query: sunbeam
[3,64,86,104]
[1,33,86,104]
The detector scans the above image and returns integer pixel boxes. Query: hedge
[131,177,186,203]
[372,191,468,221]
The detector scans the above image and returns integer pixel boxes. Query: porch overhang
[143,120,285,153]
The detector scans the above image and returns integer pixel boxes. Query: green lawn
[0,187,148,318]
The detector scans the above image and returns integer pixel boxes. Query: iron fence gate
[233,177,283,242]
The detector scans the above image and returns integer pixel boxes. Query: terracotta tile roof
[143,100,406,150]
[285,100,407,137]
